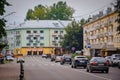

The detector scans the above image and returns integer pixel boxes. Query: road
[24,56,120,80]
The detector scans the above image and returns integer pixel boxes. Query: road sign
[72,47,75,51]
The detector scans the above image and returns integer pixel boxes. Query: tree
[48,1,74,20]
[115,0,120,34]
[26,9,35,20]
[26,5,47,20]
[34,5,47,20]
[61,19,86,51]
[0,0,10,49]
[25,1,74,20]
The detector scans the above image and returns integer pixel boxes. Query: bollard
[19,60,24,80]
[19,74,24,80]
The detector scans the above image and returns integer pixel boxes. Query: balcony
[104,23,108,27]
[89,35,97,39]
[95,26,101,30]
[108,32,113,36]
[90,43,116,51]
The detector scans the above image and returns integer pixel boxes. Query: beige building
[83,8,120,57]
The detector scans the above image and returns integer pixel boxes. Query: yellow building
[83,9,120,57]
[14,47,55,56]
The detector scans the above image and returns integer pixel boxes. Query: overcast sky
[5,0,114,25]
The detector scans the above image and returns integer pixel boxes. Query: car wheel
[86,68,89,72]
[111,62,114,67]
[118,63,120,69]
[74,65,76,68]
[89,69,93,73]
[105,70,109,73]
[60,62,64,65]
[84,66,86,69]
[71,65,73,68]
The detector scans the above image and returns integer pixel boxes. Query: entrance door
[39,51,43,55]
[33,51,37,55]
[27,51,32,55]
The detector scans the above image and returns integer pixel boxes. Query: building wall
[83,11,120,57]
[7,28,65,56]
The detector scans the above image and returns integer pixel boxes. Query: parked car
[111,54,120,66]
[42,54,47,58]
[105,56,111,66]
[55,55,62,62]
[60,54,72,65]
[86,57,109,73]
[71,56,88,68]
[51,55,56,62]
[118,61,120,69]
[17,57,25,63]
[6,56,14,61]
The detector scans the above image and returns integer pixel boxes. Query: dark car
[118,61,120,69]
[71,58,87,68]
[60,55,72,65]
[51,55,56,62]
[86,57,109,73]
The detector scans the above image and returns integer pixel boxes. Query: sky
[5,0,114,25]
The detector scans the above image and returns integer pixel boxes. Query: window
[26,36,31,39]
[33,31,37,33]
[40,30,44,33]
[29,40,33,43]
[26,30,31,33]
[54,30,58,34]
[40,37,44,40]
[33,37,37,40]
[33,43,37,46]
[60,31,63,33]
[26,43,30,46]
[54,37,58,40]
[40,43,44,46]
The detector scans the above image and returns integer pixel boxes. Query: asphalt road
[24,56,120,80]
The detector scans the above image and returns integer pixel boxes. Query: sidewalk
[0,61,20,80]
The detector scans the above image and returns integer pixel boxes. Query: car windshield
[64,56,71,58]
[78,58,87,61]
[7,56,12,58]
[92,57,106,62]
[115,55,120,58]
[76,56,85,58]
[105,56,111,59]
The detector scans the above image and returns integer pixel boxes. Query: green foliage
[0,0,10,48]
[25,1,74,20]
[61,19,86,50]
[26,9,35,20]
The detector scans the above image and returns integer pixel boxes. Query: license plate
[80,61,84,62]
[66,59,70,61]
[98,64,104,66]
